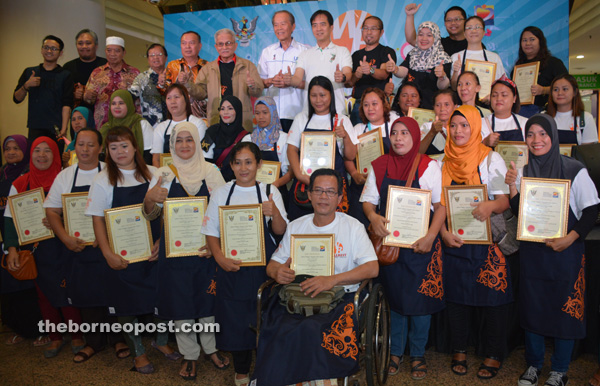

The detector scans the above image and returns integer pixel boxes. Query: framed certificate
[517,177,570,242]
[256,160,281,185]
[465,59,497,99]
[104,204,153,263]
[384,186,432,248]
[290,234,335,276]
[8,188,54,245]
[69,152,79,166]
[407,107,436,128]
[160,153,174,167]
[443,185,492,244]
[496,141,529,170]
[559,144,574,157]
[164,197,208,258]
[299,132,336,176]
[512,62,540,105]
[61,192,95,245]
[356,128,384,175]
[219,204,266,266]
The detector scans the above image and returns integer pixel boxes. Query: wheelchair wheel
[364,283,390,386]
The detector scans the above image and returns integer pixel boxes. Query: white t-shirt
[287,112,357,157]
[440,151,509,197]
[271,212,377,292]
[481,114,528,140]
[201,181,288,243]
[140,120,154,151]
[151,115,208,154]
[241,132,290,174]
[360,159,442,210]
[85,166,158,217]
[553,110,598,144]
[450,49,506,81]
[44,163,106,208]
[295,42,352,115]
[352,111,400,139]
[420,121,448,152]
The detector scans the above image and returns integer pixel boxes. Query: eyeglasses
[147,53,164,57]
[42,45,60,52]
[311,188,338,198]
[216,41,235,48]
[361,26,381,32]
[465,25,484,31]
[445,17,465,23]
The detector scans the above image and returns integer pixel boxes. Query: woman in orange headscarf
[439,105,512,380]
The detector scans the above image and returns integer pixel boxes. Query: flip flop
[204,351,230,370]
[73,349,96,364]
[151,340,183,361]
[115,347,131,359]
[5,333,24,345]
[33,335,51,347]
[180,359,197,381]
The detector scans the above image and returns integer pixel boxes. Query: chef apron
[491,114,524,142]
[557,116,579,145]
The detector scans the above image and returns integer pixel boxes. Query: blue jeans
[525,331,575,373]
[117,316,170,357]
[390,310,431,358]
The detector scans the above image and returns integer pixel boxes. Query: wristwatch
[369,67,375,75]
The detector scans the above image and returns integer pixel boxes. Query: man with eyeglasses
[129,44,168,126]
[345,16,396,125]
[84,36,140,128]
[63,29,107,111]
[188,28,263,131]
[158,31,208,118]
[14,35,74,143]
[254,168,378,385]
[257,10,309,133]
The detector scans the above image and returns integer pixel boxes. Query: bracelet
[23,85,29,92]
[142,203,162,221]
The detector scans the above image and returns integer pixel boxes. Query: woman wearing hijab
[143,122,228,380]
[505,114,599,386]
[100,90,154,164]
[387,21,452,109]
[5,137,85,358]
[440,105,512,379]
[201,96,248,182]
[361,117,446,379]
[63,106,94,166]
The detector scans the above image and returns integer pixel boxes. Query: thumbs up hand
[282,66,292,87]
[25,70,41,90]
[246,69,256,88]
[384,78,394,96]
[505,161,518,187]
[434,62,445,78]
[146,176,168,204]
[385,54,397,74]
[177,65,192,84]
[358,55,371,78]
[453,54,462,74]
[261,193,280,219]
[334,64,345,83]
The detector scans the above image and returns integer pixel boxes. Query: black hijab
[201,95,245,150]
[523,113,583,181]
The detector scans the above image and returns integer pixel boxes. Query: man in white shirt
[258,10,309,133]
[289,10,353,116]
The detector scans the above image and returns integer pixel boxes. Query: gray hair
[75,29,99,45]
[214,28,235,43]
[272,10,295,25]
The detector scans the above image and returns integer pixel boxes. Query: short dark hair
[362,16,383,30]
[181,31,201,43]
[75,29,98,45]
[310,10,333,26]
[43,35,64,51]
[165,84,192,119]
[272,10,295,25]
[229,142,262,165]
[457,71,481,105]
[465,16,485,29]
[445,6,467,21]
[309,169,343,196]
[146,43,167,58]
[433,89,460,106]
[77,128,103,146]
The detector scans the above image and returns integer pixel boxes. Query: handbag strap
[1,242,38,269]
[405,153,421,187]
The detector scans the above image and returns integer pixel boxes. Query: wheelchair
[256,279,391,386]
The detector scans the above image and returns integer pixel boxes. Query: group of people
[3,3,600,386]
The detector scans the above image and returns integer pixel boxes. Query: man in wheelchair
[252,168,379,386]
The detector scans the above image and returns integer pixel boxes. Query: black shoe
[544,371,568,386]
[518,366,541,386]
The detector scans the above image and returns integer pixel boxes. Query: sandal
[234,374,250,386]
[590,369,600,386]
[388,355,403,376]
[410,357,427,380]
[477,357,502,380]
[33,335,51,347]
[5,333,24,345]
[204,351,230,370]
[151,340,183,361]
[180,359,197,381]
[451,350,468,376]
[115,345,131,359]
[73,347,96,364]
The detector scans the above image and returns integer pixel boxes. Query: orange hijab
[441,105,491,205]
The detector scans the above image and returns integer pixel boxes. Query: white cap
[106,36,125,48]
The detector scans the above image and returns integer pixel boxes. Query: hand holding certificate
[164,197,208,257]
[8,188,54,245]
[384,186,432,248]
[104,204,153,263]
[62,192,95,245]
[512,62,539,105]
[465,60,496,99]
[290,234,335,276]
[443,185,492,244]
[219,204,266,266]
[300,132,336,175]
[356,129,383,175]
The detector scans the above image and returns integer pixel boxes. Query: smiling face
[75,130,101,166]
[32,142,54,171]
[4,140,24,165]
[310,85,332,115]
[41,39,61,64]
[71,111,87,133]
[551,78,575,111]
[417,27,435,50]
[110,96,128,119]
[231,147,259,187]
[147,46,166,73]
[491,83,516,117]
[108,138,136,170]
[457,73,481,105]
[272,12,295,43]
[398,86,420,115]
[362,92,385,125]
[215,32,237,62]
[76,33,97,61]
[174,131,196,160]
[521,31,540,60]
[389,122,414,156]
[255,103,272,129]
[526,124,552,156]
[166,88,187,119]
[444,10,465,37]
[449,114,472,146]
[219,101,236,124]
[307,175,341,216]
[464,18,484,45]
[434,93,457,122]
[311,14,333,45]
[181,33,201,59]
[361,17,383,47]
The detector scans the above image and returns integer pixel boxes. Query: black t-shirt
[441,37,485,57]
[63,57,108,86]
[401,54,451,109]
[219,61,235,97]
[351,44,396,100]
[511,56,567,108]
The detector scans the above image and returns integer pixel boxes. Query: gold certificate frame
[290,234,335,277]
[299,131,336,176]
[465,59,497,99]
[8,187,54,245]
[559,144,574,157]
[219,204,266,266]
[512,62,540,105]
[496,141,529,170]
[61,192,95,245]
[256,160,281,185]
[104,204,153,263]
[164,196,208,258]
[407,107,436,128]
[443,184,492,244]
[517,177,570,242]
[69,152,79,166]
[160,153,174,167]
[356,128,384,175]
[384,186,432,248]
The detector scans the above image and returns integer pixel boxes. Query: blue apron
[154,178,217,320]
[491,114,524,142]
[378,167,445,315]
[443,178,513,306]
[105,179,160,316]
[66,165,110,307]
[557,116,579,145]
[215,182,277,351]
[519,206,586,339]
[348,122,391,228]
